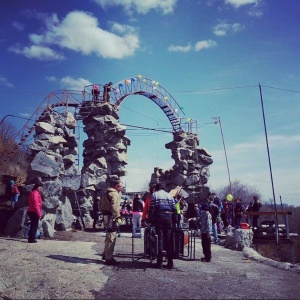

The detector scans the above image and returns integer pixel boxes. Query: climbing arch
[2,76,197,166]
[85,76,186,133]
[1,76,212,234]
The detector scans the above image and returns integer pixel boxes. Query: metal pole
[258,84,279,244]
[213,116,232,194]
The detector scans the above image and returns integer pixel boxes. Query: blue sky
[0,0,299,206]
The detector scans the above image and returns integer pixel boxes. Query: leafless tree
[214,180,262,204]
[0,120,29,191]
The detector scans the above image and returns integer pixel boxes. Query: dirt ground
[0,227,300,300]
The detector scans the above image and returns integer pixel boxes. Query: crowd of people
[20,176,261,268]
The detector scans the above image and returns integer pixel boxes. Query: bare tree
[0,120,29,191]
[214,180,262,204]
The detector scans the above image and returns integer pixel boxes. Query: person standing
[27,182,43,243]
[9,180,20,209]
[92,84,100,100]
[234,198,245,228]
[199,204,212,262]
[132,193,144,237]
[103,82,113,102]
[148,183,177,269]
[101,180,123,265]
[188,203,201,230]
[141,185,155,226]
[245,202,253,225]
[208,195,219,243]
[221,199,229,230]
[211,193,223,234]
[252,196,262,228]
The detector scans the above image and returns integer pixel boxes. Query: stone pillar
[149,132,213,202]
[78,101,130,221]
[25,111,79,236]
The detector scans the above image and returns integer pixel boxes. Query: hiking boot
[201,257,211,262]
[166,260,174,269]
[155,261,163,269]
[28,239,37,243]
[105,258,120,266]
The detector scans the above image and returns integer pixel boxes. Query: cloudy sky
[1,0,299,206]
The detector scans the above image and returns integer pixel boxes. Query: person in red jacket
[27,182,43,243]
[141,185,156,225]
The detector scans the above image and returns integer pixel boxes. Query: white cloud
[93,0,178,15]
[12,21,24,31]
[224,0,259,8]
[10,11,140,61]
[0,77,14,88]
[19,112,31,118]
[168,40,217,53]
[213,21,245,36]
[168,44,192,52]
[46,76,57,82]
[9,44,65,61]
[59,76,92,90]
[195,40,217,51]
[248,4,264,17]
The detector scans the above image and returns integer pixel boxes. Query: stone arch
[4,77,212,235]
[112,76,185,133]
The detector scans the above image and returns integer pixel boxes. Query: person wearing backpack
[100,180,123,266]
[132,193,144,237]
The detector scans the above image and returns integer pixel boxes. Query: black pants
[27,212,39,241]
[154,213,173,262]
[201,233,211,261]
[252,215,259,228]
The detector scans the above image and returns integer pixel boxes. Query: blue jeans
[212,222,218,242]
[10,194,20,208]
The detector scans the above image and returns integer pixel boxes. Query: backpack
[99,191,112,214]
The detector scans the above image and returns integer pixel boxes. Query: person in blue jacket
[148,183,177,269]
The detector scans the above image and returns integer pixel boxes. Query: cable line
[172,85,257,94]
[121,123,174,133]
[260,85,300,94]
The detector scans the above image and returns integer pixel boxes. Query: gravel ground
[0,228,299,300]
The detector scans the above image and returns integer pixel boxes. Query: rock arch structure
[6,76,213,236]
